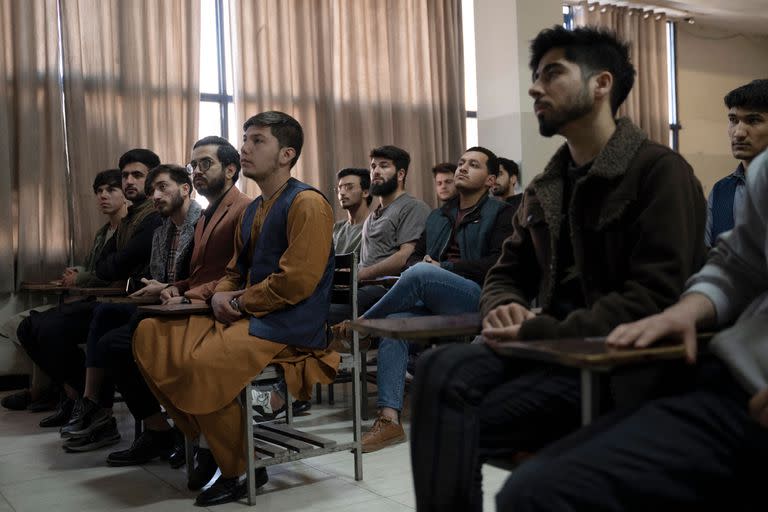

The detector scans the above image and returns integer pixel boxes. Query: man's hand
[481,303,536,341]
[129,278,168,297]
[160,286,181,303]
[749,389,768,429]
[163,295,186,305]
[61,267,78,287]
[423,255,440,267]
[211,290,245,324]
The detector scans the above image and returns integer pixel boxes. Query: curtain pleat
[0,0,70,291]
[573,2,670,145]
[60,0,201,263]
[229,0,465,209]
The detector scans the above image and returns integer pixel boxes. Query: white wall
[677,23,768,193]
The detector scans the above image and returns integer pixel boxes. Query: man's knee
[16,316,33,349]
[496,464,566,512]
[414,345,489,405]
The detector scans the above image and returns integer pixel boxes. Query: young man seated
[333,167,372,257]
[409,25,707,511]
[58,164,202,453]
[132,111,339,507]
[97,137,250,480]
[432,161,457,205]
[16,149,162,429]
[499,148,768,512]
[355,145,431,310]
[705,79,768,247]
[0,169,128,411]
[341,146,513,453]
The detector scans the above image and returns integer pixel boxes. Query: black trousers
[102,316,162,422]
[497,357,768,512]
[327,284,387,325]
[410,344,582,512]
[17,300,113,406]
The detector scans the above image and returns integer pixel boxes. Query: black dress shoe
[39,397,74,428]
[27,388,59,412]
[292,400,312,415]
[188,447,219,491]
[60,398,111,438]
[1,390,31,411]
[167,441,186,469]
[106,428,176,466]
[194,468,268,507]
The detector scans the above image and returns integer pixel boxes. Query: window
[198,0,236,205]
[462,0,478,148]
[666,21,679,151]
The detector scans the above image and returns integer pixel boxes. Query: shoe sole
[361,433,407,453]
[106,454,157,467]
[63,434,121,453]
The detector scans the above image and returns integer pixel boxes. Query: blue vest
[711,174,739,241]
[237,178,334,349]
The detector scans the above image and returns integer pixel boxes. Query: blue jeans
[364,263,482,411]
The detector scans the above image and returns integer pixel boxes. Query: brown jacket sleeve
[479,195,541,316]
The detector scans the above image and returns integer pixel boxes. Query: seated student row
[3,23,768,511]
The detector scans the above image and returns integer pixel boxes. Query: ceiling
[568,1,768,35]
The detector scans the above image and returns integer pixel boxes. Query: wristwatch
[229,297,241,312]
[180,297,191,304]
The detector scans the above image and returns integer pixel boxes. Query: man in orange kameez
[133,111,339,507]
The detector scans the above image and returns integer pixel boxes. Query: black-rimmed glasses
[187,157,215,174]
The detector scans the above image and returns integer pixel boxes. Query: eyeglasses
[187,157,215,174]
[334,183,358,193]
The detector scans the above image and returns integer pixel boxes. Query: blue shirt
[705,163,746,247]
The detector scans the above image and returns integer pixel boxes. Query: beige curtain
[60,0,201,262]
[574,2,669,145]
[0,0,70,292]
[229,0,465,208]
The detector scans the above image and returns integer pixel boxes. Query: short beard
[196,174,226,199]
[370,174,398,197]
[491,183,508,197]
[163,190,185,217]
[537,86,594,137]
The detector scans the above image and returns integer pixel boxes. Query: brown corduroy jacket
[480,118,707,339]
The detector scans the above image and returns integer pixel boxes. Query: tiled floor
[0,388,509,511]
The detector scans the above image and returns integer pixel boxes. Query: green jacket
[73,223,116,287]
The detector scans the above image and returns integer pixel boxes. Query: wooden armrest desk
[358,276,400,288]
[351,312,712,426]
[491,335,713,425]
[20,282,70,305]
[350,312,481,341]
[68,287,127,297]
[137,303,212,316]
[97,296,161,305]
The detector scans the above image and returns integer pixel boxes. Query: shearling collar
[527,118,648,235]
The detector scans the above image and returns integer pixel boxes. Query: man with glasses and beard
[409,26,707,511]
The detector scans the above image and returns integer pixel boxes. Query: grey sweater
[685,149,768,393]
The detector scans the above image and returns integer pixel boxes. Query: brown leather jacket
[480,118,707,339]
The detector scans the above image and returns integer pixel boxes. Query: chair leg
[361,350,369,421]
[185,438,195,480]
[351,336,363,480]
[315,382,322,405]
[328,381,335,405]
[285,389,294,425]
[242,386,256,505]
[134,419,143,440]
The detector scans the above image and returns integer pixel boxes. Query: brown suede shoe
[328,320,371,352]
[362,415,406,453]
